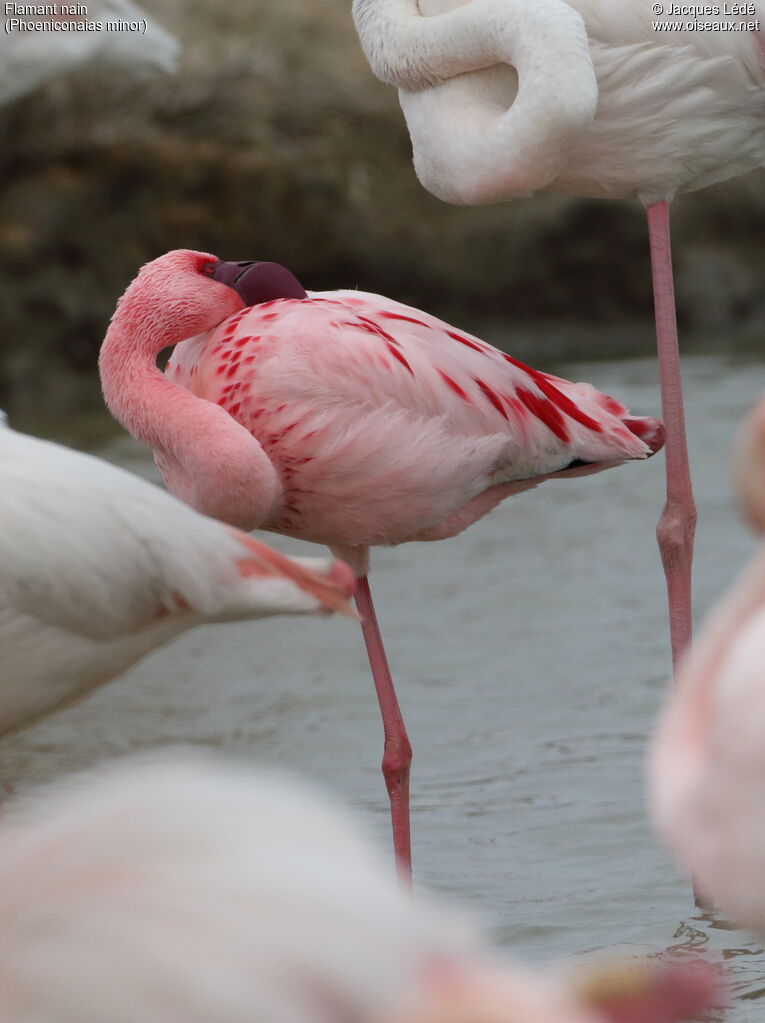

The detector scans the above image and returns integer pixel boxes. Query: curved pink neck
[99,318,282,530]
[100,327,212,451]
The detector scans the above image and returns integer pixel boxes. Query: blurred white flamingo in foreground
[0,0,178,105]
[650,395,765,927]
[0,751,722,1023]
[0,412,354,736]
[352,0,765,669]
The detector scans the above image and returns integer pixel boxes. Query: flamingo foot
[354,575,413,882]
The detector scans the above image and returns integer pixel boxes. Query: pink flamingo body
[651,546,765,925]
[100,250,664,876]
[650,399,765,927]
[166,288,661,563]
[352,0,765,669]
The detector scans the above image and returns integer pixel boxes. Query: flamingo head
[108,250,309,357]
[735,395,765,533]
[108,249,246,356]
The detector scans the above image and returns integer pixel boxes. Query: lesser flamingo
[99,248,665,877]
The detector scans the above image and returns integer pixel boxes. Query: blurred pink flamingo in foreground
[100,249,664,877]
[352,0,765,670]
[650,395,765,927]
[0,411,354,737]
[0,750,722,1023]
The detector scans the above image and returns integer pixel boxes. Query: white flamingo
[352,0,765,669]
[0,411,354,736]
[0,0,178,105]
[0,750,721,1023]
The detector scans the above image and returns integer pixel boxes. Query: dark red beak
[211,260,308,306]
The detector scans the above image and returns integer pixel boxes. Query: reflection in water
[669,920,711,951]
[2,354,765,1021]
[662,887,765,1008]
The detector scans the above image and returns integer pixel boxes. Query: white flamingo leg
[646,201,698,671]
[355,576,413,881]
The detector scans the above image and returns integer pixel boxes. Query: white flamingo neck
[353,0,495,86]
[353,0,598,197]
[353,0,594,89]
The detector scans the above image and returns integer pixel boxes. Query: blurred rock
[0,0,763,419]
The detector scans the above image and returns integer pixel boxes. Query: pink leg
[646,201,697,671]
[355,576,413,881]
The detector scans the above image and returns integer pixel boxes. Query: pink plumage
[166,287,662,556]
[650,396,765,929]
[100,249,664,876]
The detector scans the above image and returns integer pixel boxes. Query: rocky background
[0,0,763,424]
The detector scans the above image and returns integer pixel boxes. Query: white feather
[0,421,347,735]
[0,752,471,1023]
[355,0,765,203]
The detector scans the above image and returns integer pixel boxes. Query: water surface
[4,354,764,1015]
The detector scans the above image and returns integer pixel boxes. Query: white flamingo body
[0,416,353,735]
[0,755,458,1023]
[0,752,720,1023]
